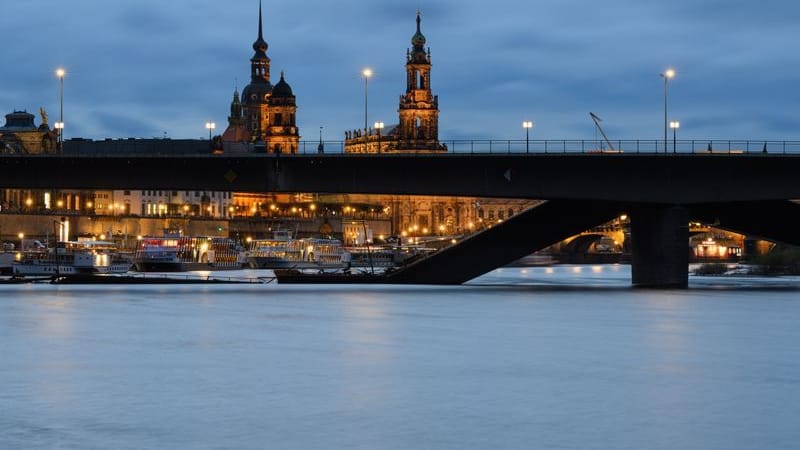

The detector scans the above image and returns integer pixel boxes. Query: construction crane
[589,112,615,152]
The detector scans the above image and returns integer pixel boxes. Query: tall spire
[252,0,268,55]
[250,0,270,83]
[258,1,264,42]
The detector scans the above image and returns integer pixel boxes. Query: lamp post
[374,121,384,153]
[317,126,324,153]
[54,122,64,151]
[660,68,675,154]
[669,120,680,154]
[362,68,372,149]
[205,122,216,141]
[55,68,65,152]
[522,120,533,153]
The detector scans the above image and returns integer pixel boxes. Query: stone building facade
[0,110,57,155]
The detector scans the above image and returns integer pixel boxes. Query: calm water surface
[2,265,799,449]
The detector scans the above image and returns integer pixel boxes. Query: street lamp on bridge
[362,68,373,152]
[55,67,66,152]
[522,120,534,153]
[669,120,680,154]
[661,68,676,154]
[205,122,216,141]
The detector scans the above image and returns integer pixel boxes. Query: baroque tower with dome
[222,2,299,153]
[344,12,446,154]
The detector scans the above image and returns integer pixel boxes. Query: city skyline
[2,0,798,142]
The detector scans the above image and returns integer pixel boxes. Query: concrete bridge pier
[630,205,689,288]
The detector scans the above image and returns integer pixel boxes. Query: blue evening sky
[1,0,798,142]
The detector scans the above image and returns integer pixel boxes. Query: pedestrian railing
[300,139,800,155]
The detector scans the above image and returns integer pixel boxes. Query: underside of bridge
[385,200,623,285]
[381,199,800,288]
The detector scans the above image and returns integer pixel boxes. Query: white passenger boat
[132,236,242,272]
[12,241,131,276]
[245,231,348,269]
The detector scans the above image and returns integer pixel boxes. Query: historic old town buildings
[1,7,532,244]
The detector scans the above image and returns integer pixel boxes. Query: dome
[253,36,268,56]
[242,82,273,104]
[272,72,294,98]
[1,110,36,131]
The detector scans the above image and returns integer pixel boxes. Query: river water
[2,265,799,449]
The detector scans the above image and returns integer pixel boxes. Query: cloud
[1,0,798,142]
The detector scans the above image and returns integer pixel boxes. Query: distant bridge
[2,151,800,288]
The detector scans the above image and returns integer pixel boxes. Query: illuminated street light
[205,122,216,141]
[661,68,676,154]
[374,121,384,153]
[522,120,534,153]
[362,68,373,148]
[669,120,681,154]
[55,67,65,152]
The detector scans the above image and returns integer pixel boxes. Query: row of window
[477,208,516,220]
[141,191,231,199]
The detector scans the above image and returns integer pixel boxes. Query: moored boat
[245,231,348,270]
[132,236,242,272]
[12,241,131,276]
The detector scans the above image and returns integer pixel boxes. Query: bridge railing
[301,139,800,155]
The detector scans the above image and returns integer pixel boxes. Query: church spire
[250,0,271,83]
[411,10,426,50]
[252,1,268,55]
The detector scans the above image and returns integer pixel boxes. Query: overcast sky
[2,0,799,142]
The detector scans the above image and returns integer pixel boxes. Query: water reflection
[2,268,800,449]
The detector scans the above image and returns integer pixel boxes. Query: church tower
[228,2,299,153]
[222,87,249,143]
[266,71,299,153]
[241,2,273,146]
[397,12,444,151]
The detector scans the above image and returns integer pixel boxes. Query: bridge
[2,151,800,287]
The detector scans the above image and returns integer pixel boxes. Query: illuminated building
[342,12,535,234]
[344,12,446,154]
[222,3,299,154]
[0,110,57,154]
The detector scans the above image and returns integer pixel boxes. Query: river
[2,265,799,449]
